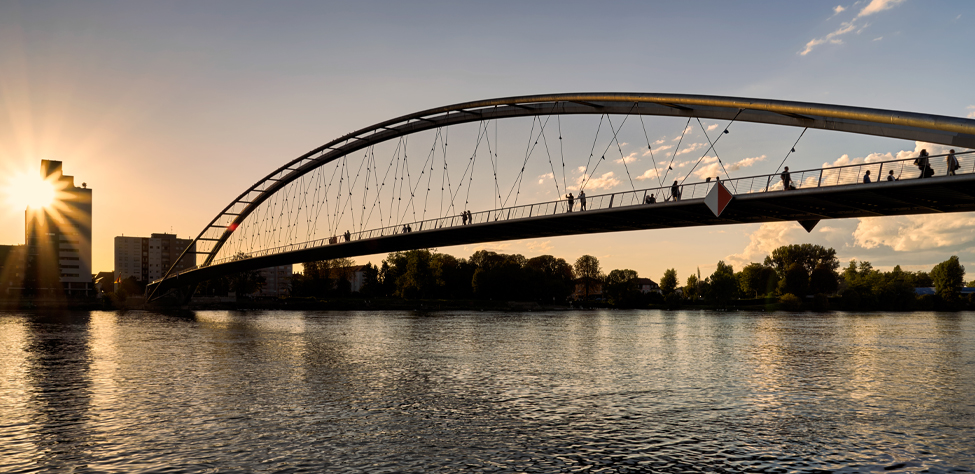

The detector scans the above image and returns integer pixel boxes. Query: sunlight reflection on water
[1,310,973,472]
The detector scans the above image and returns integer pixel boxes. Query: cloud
[726,222,806,268]
[644,145,673,156]
[692,154,766,179]
[857,0,907,18]
[853,214,975,251]
[800,0,906,55]
[672,126,693,141]
[537,172,554,185]
[822,141,962,169]
[873,36,883,41]
[635,167,663,181]
[676,142,706,156]
[706,124,719,132]
[615,152,638,164]
[653,139,666,145]
[800,21,856,55]
[524,239,554,252]
[576,171,620,191]
[968,105,975,119]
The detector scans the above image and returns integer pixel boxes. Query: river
[1,310,973,473]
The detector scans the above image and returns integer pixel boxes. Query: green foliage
[604,269,641,306]
[705,261,738,306]
[779,293,802,311]
[765,244,839,276]
[930,255,965,302]
[781,263,809,297]
[684,273,700,300]
[525,255,575,301]
[809,264,839,295]
[573,255,603,300]
[736,263,778,298]
[660,268,678,295]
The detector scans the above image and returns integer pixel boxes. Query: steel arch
[153,92,975,299]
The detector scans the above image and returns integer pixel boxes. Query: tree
[660,268,678,295]
[781,263,809,297]
[525,255,574,302]
[227,253,266,298]
[931,256,965,302]
[809,263,839,295]
[605,269,640,306]
[765,244,839,277]
[574,255,603,299]
[359,263,380,296]
[736,263,778,298]
[705,261,738,306]
[684,273,700,300]
[395,249,436,299]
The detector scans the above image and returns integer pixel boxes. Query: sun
[4,171,57,210]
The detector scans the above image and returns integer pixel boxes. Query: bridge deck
[151,173,975,294]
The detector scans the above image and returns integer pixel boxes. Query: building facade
[24,160,93,296]
[256,265,293,297]
[115,233,196,283]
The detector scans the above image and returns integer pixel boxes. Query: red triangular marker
[705,182,733,217]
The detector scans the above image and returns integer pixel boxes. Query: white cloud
[692,154,766,179]
[967,105,975,119]
[615,152,639,165]
[577,166,587,173]
[800,21,856,55]
[537,172,554,185]
[833,5,846,14]
[644,145,673,156]
[653,139,666,145]
[726,222,806,268]
[635,168,662,181]
[857,0,906,18]
[800,0,906,56]
[524,239,554,252]
[873,36,883,41]
[576,171,620,191]
[853,214,975,251]
[672,126,693,141]
[676,142,706,156]
[706,124,719,132]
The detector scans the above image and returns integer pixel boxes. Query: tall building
[256,265,293,297]
[115,233,196,283]
[0,245,26,296]
[24,160,93,296]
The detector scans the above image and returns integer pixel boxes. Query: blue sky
[1,0,973,281]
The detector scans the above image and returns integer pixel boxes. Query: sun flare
[4,172,57,210]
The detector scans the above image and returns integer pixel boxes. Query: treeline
[291,250,577,302]
[659,244,972,311]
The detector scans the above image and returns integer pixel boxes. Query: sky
[1,0,974,283]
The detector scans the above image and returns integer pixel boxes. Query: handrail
[170,150,974,273]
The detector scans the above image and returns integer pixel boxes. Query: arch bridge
[147,93,975,301]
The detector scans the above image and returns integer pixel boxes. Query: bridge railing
[204,150,973,267]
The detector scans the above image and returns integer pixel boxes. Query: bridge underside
[152,174,975,297]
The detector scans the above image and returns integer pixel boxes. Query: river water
[1,310,972,473]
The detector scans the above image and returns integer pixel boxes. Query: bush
[780,293,802,311]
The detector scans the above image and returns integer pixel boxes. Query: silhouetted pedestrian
[947,149,959,176]
[462,211,468,225]
[344,230,351,242]
[863,170,872,183]
[645,193,656,204]
[781,167,793,190]
[566,193,574,212]
[887,170,895,181]
[467,210,472,223]
[579,190,586,211]
[671,181,681,201]
[915,149,931,178]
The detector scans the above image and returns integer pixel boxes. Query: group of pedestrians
[565,190,587,212]
[460,210,473,225]
[401,224,413,233]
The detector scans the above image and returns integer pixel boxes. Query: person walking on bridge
[566,193,574,212]
[915,149,931,178]
[781,167,793,190]
[947,149,959,176]
[671,181,681,201]
[863,170,872,183]
[579,190,587,211]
